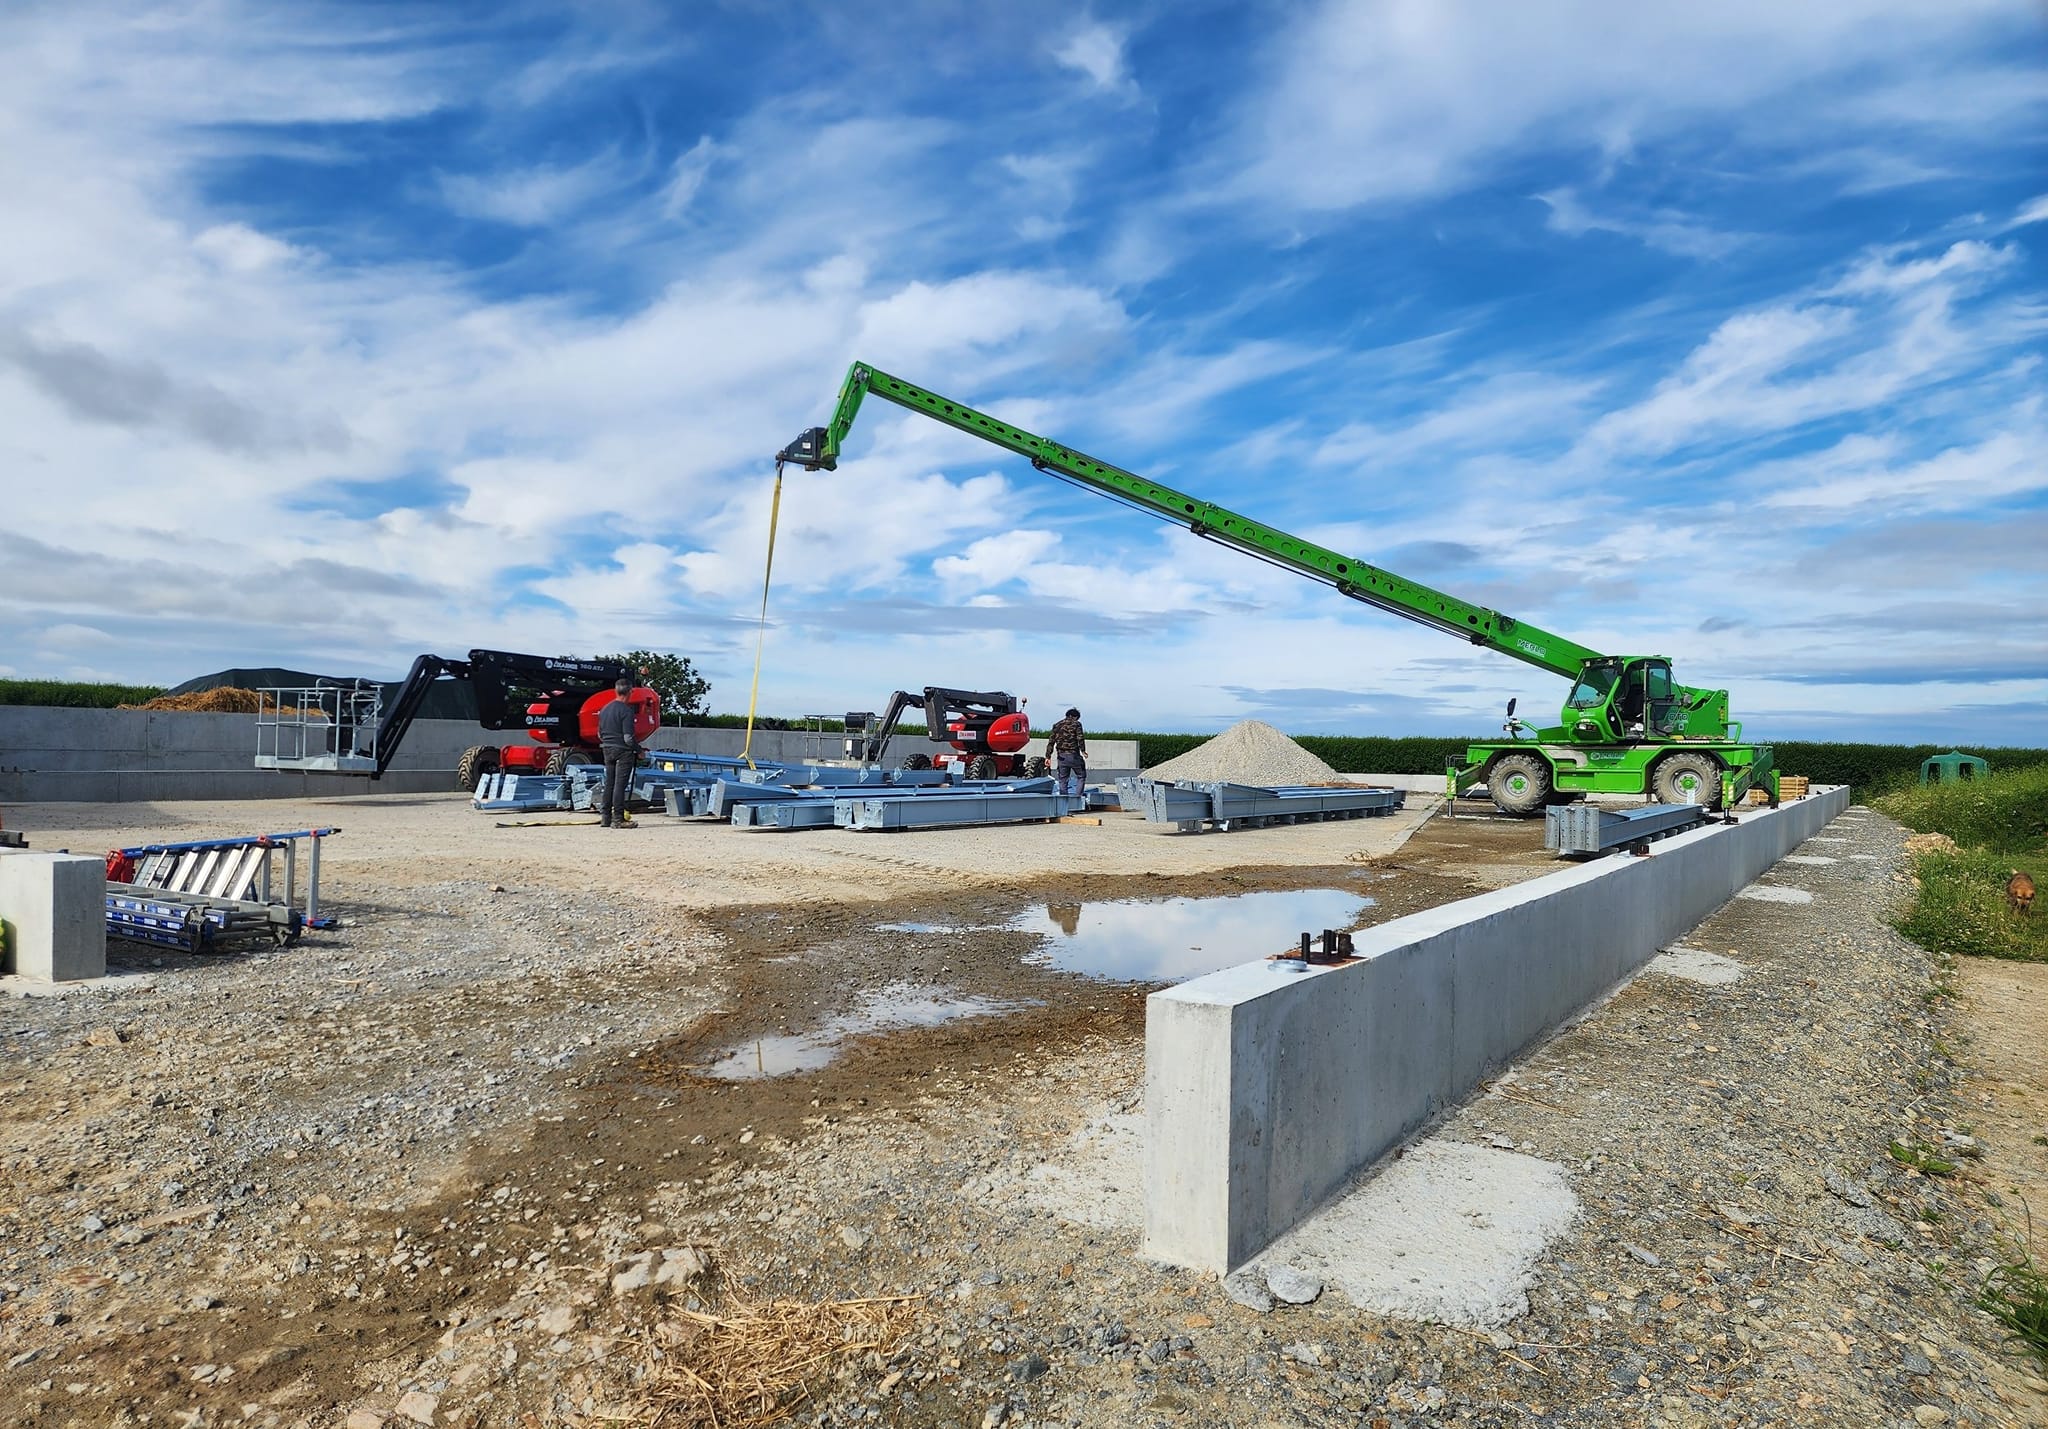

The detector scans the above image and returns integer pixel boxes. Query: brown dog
[2010,871,2036,915]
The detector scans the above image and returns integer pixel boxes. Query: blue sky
[2,1,2044,742]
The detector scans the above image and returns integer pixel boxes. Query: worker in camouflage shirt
[1047,707,1086,798]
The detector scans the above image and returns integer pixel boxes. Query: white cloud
[660,136,721,218]
[193,223,302,272]
[935,530,1062,591]
[1052,23,1135,97]
[1759,426,2046,513]
[2009,193,2048,229]
[438,153,627,226]
[1221,0,2039,212]
[40,622,119,649]
[1536,188,1748,259]
[1583,241,2021,457]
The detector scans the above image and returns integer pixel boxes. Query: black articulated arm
[860,690,924,764]
[365,653,470,779]
[465,650,629,728]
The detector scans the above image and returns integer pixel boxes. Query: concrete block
[1144,787,1850,1274]
[0,850,107,982]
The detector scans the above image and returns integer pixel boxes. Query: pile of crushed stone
[1144,718,1341,786]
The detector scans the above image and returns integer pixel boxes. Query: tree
[603,650,711,725]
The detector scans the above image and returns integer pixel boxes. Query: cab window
[1567,662,1620,710]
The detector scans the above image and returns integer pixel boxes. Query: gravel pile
[1146,719,1340,787]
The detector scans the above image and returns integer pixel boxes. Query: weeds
[1978,1208,2048,1372]
[1889,1140,1959,1177]
[1895,848,2048,962]
[1875,764,2048,855]
[1876,767,2048,963]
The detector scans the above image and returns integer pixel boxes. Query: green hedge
[0,678,167,709]
[1771,742,2048,796]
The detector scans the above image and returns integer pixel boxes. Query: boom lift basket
[255,685,382,774]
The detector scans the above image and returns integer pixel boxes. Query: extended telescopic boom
[776,362,1601,681]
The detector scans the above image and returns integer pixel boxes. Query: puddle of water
[1009,888,1372,982]
[876,921,977,935]
[703,982,1020,1080]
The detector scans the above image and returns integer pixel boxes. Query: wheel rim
[1676,771,1703,795]
[1505,774,1530,796]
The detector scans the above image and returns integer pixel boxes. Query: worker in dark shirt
[1047,707,1086,799]
[596,679,642,828]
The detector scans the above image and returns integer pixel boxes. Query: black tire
[1486,751,1551,817]
[900,753,933,771]
[455,745,498,792]
[1023,755,1050,779]
[966,754,998,781]
[1652,751,1722,809]
[545,746,595,776]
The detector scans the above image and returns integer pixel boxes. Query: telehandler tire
[456,745,497,792]
[900,753,934,771]
[1023,755,1050,779]
[1652,752,1722,809]
[1487,752,1551,816]
[966,754,998,781]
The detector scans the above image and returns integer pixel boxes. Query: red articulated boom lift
[255,649,661,790]
[843,686,1048,779]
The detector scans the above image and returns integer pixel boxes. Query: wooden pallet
[1747,775,1809,805]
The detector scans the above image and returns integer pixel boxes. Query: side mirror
[1506,698,1517,718]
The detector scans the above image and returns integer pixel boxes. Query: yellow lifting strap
[740,464,786,767]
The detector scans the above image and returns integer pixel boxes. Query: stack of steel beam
[726,777,1061,830]
[1124,779,1405,832]
[835,788,1074,830]
[1544,801,1707,856]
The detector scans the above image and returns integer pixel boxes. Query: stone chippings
[1144,719,1341,787]
[1,808,2043,1428]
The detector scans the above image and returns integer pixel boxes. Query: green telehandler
[776,362,1776,818]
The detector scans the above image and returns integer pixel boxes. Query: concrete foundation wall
[0,706,1140,804]
[0,708,517,803]
[1143,787,1852,1274]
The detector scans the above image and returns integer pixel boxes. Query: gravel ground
[2,798,2042,1428]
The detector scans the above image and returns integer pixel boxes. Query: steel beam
[1544,801,1708,856]
[1124,779,1405,832]
[835,791,1073,830]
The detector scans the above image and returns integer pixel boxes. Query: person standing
[597,679,642,828]
[1047,706,1087,799]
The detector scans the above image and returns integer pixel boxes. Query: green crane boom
[781,362,1600,680]
[777,360,1775,817]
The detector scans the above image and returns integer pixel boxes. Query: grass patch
[1888,1140,1960,1177]
[1877,766,2047,964]
[1895,849,2048,963]
[1978,1213,2048,1372]
[1875,763,2048,855]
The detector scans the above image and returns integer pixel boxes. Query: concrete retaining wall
[1143,786,1852,1274]
[0,706,1140,804]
